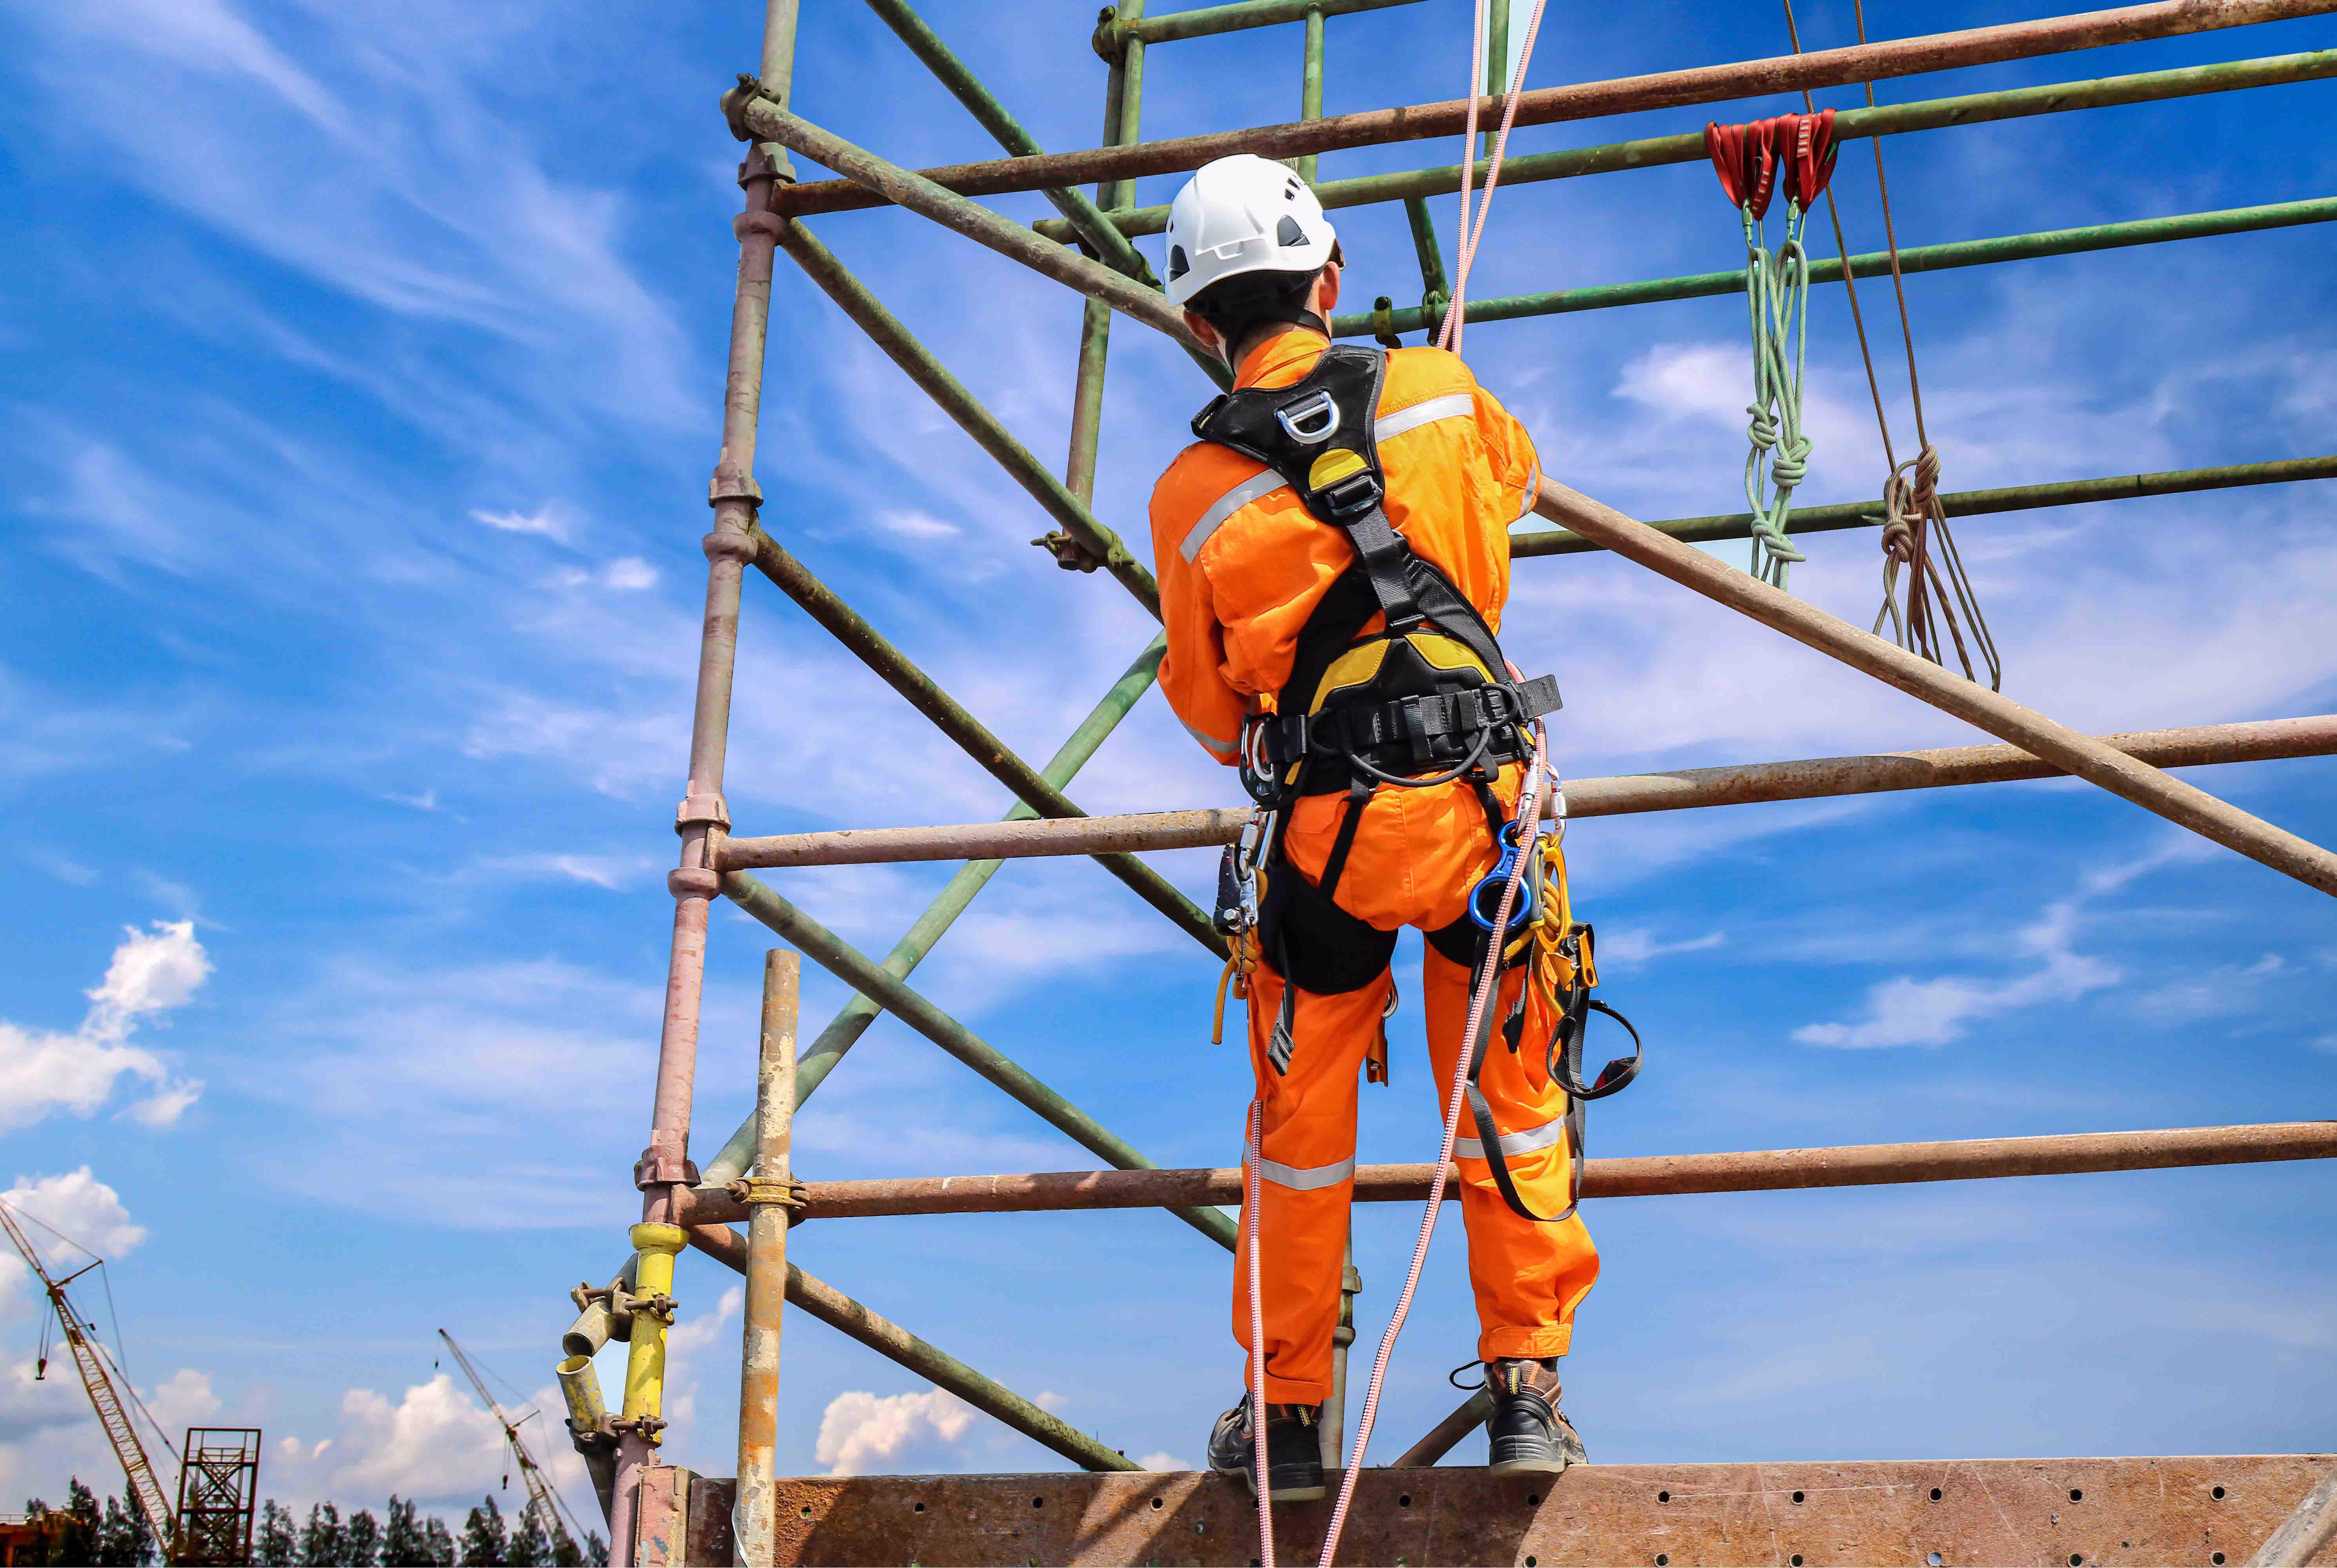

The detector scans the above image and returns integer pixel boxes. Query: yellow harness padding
[1286,632,1499,789]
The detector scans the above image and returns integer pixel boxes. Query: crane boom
[0,1200,179,1561]
[436,1329,580,1557]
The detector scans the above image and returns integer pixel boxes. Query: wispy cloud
[0,922,209,1131]
[469,504,575,544]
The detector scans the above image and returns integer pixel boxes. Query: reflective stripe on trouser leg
[1422,943,1601,1363]
[1234,960,1387,1405]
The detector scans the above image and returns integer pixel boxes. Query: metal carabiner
[1274,388,1341,445]
[1467,819,1543,933]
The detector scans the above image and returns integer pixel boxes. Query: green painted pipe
[723,868,1241,1252]
[700,636,1173,1190]
[1297,4,1326,184]
[1512,456,2337,557]
[1332,194,2337,336]
[771,218,1165,616]
[745,532,1218,955]
[1108,0,1425,48]
[1035,48,2337,242]
[861,0,1152,284]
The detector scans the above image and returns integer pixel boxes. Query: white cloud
[471,505,574,543]
[0,1170,147,1321]
[599,557,657,591]
[1593,927,1726,966]
[1795,889,2121,1050]
[872,509,962,541]
[0,922,209,1131]
[815,1388,975,1476]
[477,853,651,891]
[1138,1450,1192,1472]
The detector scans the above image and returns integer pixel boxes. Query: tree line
[22,1481,608,1566]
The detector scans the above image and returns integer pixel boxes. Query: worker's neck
[1227,316,1328,380]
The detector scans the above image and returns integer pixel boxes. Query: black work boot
[1207,1392,1327,1501]
[1484,1357,1586,1476]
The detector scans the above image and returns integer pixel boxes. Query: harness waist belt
[1263,675,1561,771]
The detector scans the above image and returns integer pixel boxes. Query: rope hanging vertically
[1705,111,1839,588]
[1439,0,1552,355]
[1781,0,2002,689]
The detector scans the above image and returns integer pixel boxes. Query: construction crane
[436,1328,586,1558]
[0,1197,180,1563]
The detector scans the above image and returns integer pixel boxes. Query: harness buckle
[1316,470,1384,519]
[1274,388,1341,445]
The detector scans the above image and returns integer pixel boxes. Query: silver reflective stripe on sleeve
[1373,391,1474,443]
[1513,461,1541,524]
[1255,1153,1357,1191]
[1454,1116,1569,1163]
[1180,713,1240,756]
[1181,470,1291,561]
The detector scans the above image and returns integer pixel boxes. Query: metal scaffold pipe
[730,96,1208,356]
[1333,195,2337,337]
[671,1121,2337,1223]
[721,868,1241,1250]
[712,715,2337,866]
[686,1227,1144,1474]
[732,952,797,1568]
[1032,48,2337,242]
[1103,0,1427,48]
[1511,455,2337,557]
[769,0,2337,215]
[1532,477,2337,896]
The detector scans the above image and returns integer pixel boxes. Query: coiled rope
[1779,0,2001,688]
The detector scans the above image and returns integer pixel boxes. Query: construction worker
[1149,154,1597,1501]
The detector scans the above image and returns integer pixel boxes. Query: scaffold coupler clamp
[1029,528,1104,572]
[608,1282,677,1327]
[634,1148,701,1192]
[608,1413,669,1441]
[727,1175,810,1225]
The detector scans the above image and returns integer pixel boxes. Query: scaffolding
[556,0,2337,1563]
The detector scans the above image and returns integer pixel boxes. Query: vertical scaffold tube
[611,1223,687,1561]
[733,951,799,1567]
[618,3,797,1559]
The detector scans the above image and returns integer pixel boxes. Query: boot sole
[1267,1481,1328,1502]
[1488,1453,1573,1477]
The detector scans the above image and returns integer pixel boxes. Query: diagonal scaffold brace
[1530,478,2337,896]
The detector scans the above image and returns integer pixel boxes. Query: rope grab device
[1706,109,1841,589]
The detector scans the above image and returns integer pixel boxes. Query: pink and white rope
[1315,728,1547,1566]
[1246,1098,1277,1567]
[1438,0,1554,356]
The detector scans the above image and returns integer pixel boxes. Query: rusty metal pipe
[711,715,2337,866]
[556,1355,618,1527]
[1391,1390,1493,1469]
[1533,478,2337,897]
[719,807,1253,869]
[768,0,2337,216]
[733,951,797,1568]
[671,1121,2337,1223]
[732,100,1206,354]
[684,1226,1143,1473]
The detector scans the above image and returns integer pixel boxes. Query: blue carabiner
[1468,820,1542,933]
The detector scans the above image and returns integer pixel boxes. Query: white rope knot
[1768,433,1810,489]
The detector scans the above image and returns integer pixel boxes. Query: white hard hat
[1163,153,1338,308]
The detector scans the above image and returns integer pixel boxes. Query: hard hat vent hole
[1168,246,1189,281]
[1275,216,1306,247]
[1286,181,1301,198]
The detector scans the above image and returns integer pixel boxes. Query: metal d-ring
[1275,388,1340,445]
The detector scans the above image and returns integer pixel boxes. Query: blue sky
[3,0,2335,1526]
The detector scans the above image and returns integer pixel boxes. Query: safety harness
[1194,345,1642,1225]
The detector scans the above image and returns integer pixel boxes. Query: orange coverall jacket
[1149,328,1598,1402]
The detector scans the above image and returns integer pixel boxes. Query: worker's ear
[1315,256,1342,316]
[1184,309,1227,361]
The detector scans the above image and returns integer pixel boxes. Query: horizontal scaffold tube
[721,868,1241,1251]
[1108,0,1427,47]
[1512,455,2337,557]
[713,715,2337,865]
[1332,194,2337,336]
[684,1226,1140,1473]
[768,0,2337,216]
[675,1121,2337,1223]
[1533,477,2337,897]
[1035,47,2337,242]
[721,807,1255,869]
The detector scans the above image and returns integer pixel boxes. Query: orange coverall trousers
[1234,762,1600,1406]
